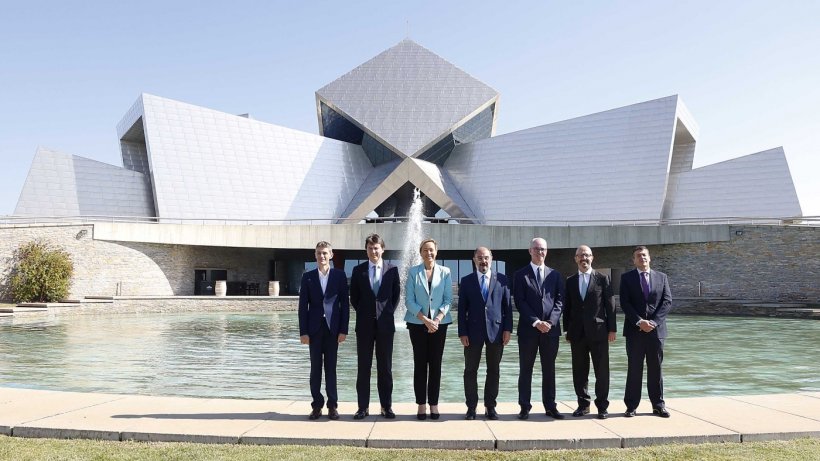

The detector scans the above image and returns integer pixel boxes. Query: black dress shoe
[485,408,499,420]
[517,409,530,420]
[309,408,322,420]
[653,407,670,418]
[380,407,396,419]
[572,406,590,417]
[465,409,476,420]
[597,410,609,419]
[353,408,368,420]
[328,408,339,420]
[430,412,440,420]
[545,408,565,420]
[417,412,427,420]
[624,409,637,417]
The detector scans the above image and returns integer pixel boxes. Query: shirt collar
[368,260,382,270]
[530,262,545,273]
[579,268,593,276]
[476,269,492,279]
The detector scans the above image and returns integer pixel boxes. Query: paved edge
[2,389,820,451]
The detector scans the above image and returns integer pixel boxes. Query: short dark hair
[632,245,648,255]
[365,233,385,249]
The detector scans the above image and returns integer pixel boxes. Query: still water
[1,312,817,402]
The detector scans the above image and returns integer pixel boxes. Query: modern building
[6,40,812,302]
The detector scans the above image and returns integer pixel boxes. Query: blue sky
[1,0,817,216]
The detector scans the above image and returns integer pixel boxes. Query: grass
[1,437,819,461]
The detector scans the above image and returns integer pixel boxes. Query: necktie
[536,267,542,292]
[580,273,588,301]
[481,274,488,301]
[640,271,650,299]
[372,265,380,294]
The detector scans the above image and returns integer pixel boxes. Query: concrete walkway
[1,388,819,450]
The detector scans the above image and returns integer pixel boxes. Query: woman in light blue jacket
[404,238,453,420]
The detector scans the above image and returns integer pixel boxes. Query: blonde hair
[419,238,438,253]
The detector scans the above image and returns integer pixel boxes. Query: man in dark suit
[513,237,565,420]
[620,245,673,418]
[350,233,400,420]
[563,245,616,419]
[298,240,350,420]
[458,247,513,420]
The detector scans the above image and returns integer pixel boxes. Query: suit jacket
[350,261,401,333]
[513,265,564,339]
[457,272,513,344]
[298,268,350,337]
[404,263,453,325]
[620,268,672,339]
[563,270,616,342]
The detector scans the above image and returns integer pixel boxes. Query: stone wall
[2,224,816,303]
[545,225,818,302]
[0,224,276,301]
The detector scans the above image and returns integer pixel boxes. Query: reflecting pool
[1,312,818,403]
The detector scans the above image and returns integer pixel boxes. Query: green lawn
[1,437,819,461]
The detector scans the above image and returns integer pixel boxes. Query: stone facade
[1,224,816,303]
[545,225,818,302]
[0,225,275,301]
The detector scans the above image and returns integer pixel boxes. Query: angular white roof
[15,148,155,217]
[316,39,498,158]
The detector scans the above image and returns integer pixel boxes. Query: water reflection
[0,313,817,402]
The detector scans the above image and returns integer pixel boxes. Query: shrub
[10,240,74,303]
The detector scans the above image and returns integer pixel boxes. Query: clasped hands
[422,315,440,333]
[534,320,552,333]
[638,319,656,333]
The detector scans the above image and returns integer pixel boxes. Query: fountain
[395,188,424,322]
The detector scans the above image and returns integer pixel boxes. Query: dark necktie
[536,267,542,292]
[640,271,650,300]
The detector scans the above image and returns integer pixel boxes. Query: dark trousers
[463,340,504,410]
[518,334,560,411]
[407,322,448,405]
[624,333,665,410]
[355,320,394,410]
[570,337,610,411]
[308,322,338,410]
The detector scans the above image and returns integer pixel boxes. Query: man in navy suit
[513,237,565,420]
[563,245,616,419]
[458,247,512,420]
[298,241,350,420]
[350,234,400,420]
[620,245,673,418]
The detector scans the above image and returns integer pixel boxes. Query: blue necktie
[481,274,488,301]
[372,265,380,294]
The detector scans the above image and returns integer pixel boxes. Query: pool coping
[1,388,819,450]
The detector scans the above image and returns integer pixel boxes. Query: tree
[10,240,74,303]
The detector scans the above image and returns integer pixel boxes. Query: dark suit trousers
[463,341,504,410]
[408,323,448,405]
[308,322,339,410]
[624,334,665,410]
[570,338,610,411]
[356,319,394,410]
[518,334,559,411]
